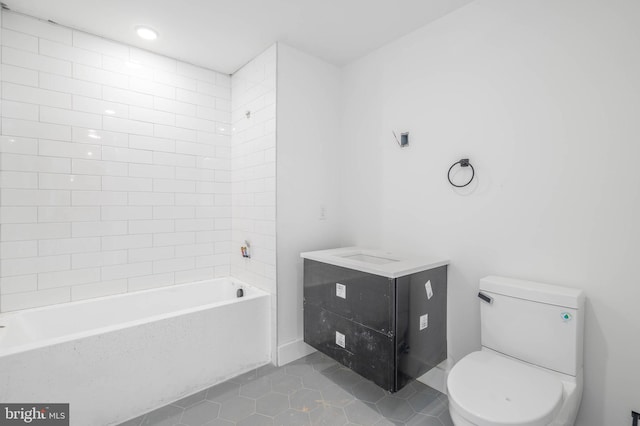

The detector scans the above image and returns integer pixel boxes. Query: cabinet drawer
[303,303,395,391]
[303,259,394,334]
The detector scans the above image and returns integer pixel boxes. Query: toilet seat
[448,351,564,426]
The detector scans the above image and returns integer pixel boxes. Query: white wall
[340,0,640,424]
[275,43,343,363]
[0,12,232,312]
[230,45,277,360]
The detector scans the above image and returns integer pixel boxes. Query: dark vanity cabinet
[303,259,447,392]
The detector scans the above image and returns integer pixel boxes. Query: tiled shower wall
[230,46,276,295]
[0,12,232,312]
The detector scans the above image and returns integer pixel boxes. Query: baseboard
[277,338,316,366]
[416,358,454,395]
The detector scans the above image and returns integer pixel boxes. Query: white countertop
[300,247,449,278]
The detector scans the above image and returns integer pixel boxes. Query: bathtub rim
[0,277,269,358]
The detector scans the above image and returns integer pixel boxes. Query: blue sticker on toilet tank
[561,312,572,322]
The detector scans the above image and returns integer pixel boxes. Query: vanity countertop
[300,247,449,279]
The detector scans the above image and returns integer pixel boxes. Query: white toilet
[447,276,585,426]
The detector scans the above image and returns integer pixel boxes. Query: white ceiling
[6,0,474,74]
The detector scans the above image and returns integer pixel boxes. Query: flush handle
[478,292,493,304]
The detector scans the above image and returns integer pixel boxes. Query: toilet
[447,276,585,426]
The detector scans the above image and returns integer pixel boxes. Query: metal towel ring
[447,158,475,188]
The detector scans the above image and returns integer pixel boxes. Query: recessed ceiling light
[136,26,158,41]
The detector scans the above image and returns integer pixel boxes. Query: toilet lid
[447,351,563,426]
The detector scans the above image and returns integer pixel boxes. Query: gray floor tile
[238,413,275,426]
[344,400,382,425]
[240,376,273,399]
[181,401,220,426]
[309,404,347,426]
[377,396,414,422]
[352,381,386,403]
[140,404,184,426]
[219,396,256,422]
[256,392,290,417]
[274,409,311,426]
[320,384,354,408]
[271,374,303,395]
[124,353,450,426]
[289,388,324,412]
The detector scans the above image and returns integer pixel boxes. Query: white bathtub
[0,278,271,426]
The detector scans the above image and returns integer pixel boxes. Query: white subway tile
[154,124,197,142]
[2,100,39,120]
[129,135,175,153]
[175,243,214,258]
[176,88,214,107]
[72,63,129,89]
[38,206,100,223]
[72,190,127,206]
[197,106,230,123]
[102,176,152,192]
[102,262,152,280]
[1,254,70,277]
[127,192,174,206]
[39,237,101,256]
[103,116,154,136]
[0,171,38,188]
[1,287,70,312]
[153,97,196,116]
[2,82,72,108]
[39,139,101,160]
[0,241,38,260]
[0,206,37,224]
[1,64,39,86]
[153,206,194,219]
[153,151,196,168]
[216,73,231,88]
[101,206,152,221]
[2,118,71,141]
[130,48,176,72]
[2,46,71,76]
[40,73,101,98]
[40,106,102,129]
[2,12,72,44]
[196,81,230,99]
[0,274,37,294]
[72,127,128,147]
[129,106,175,125]
[2,28,39,53]
[72,95,129,118]
[39,267,101,289]
[127,272,174,291]
[102,234,152,251]
[128,219,174,234]
[1,189,70,206]
[129,246,174,263]
[175,115,217,133]
[175,218,215,232]
[39,173,101,190]
[72,31,129,60]
[153,232,195,247]
[153,257,194,274]
[1,223,70,241]
[129,163,174,179]
[176,62,216,83]
[153,178,196,193]
[72,250,127,268]
[154,70,197,91]
[102,146,153,164]
[103,86,153,108]
[72,159,128,176]
[102,56,154,79]
[175,268,214,284]
[175,193,214,206]
[130,77,175,99]
[39,39,101,67]
[196,254,228,268]
[71,279,127,301]
[71,220,127,237]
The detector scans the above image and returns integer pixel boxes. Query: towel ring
[448,158,475,188]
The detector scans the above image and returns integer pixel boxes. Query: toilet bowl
[447,276,585,426]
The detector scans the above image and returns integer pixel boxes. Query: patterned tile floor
[118,352,453,426]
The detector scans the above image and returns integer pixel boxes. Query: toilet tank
[479,276,585,376]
